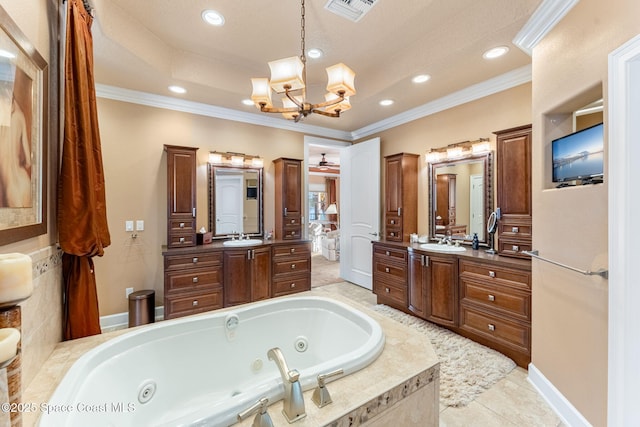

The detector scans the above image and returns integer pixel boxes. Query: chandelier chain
[300,0,306,64]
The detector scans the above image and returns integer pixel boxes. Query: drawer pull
[512,245,520,252]
[512,226,519,233]
[291,231,295,235]
[385,287,390,293]
[290,283,296,289]
[192,300,198,306]
[192,277,199,283]
[488,294,495,302]
[291,264,296,269]
[179,237,185,243]
[192,257,198,264]
[385,267,390,273]
[290,248,296,253]
[488,324,495,332]
[385,250,390,256]
[291,219,295,224]
[489,271,495,278]
[390,232,395,237]
[179,222,185,228]
[390,220,395,225]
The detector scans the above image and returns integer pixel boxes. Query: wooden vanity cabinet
[164,250,223,319]
[223,246,271,307]
[436,173,457,226]
[408,251,458,327]
[372,242,408,310]
[384,153,419,242]
[272,241,312,297]
[165,145,198,248]
[274,158,303,240]
[495,125,532,258]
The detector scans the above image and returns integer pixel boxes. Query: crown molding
[350,65,532,141]
[513,0,580,55]
[94,84,353,141]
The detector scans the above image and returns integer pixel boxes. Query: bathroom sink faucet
[267,347,306,423]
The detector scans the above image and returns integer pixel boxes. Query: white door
[339,137,380,289]
[215,174,243,234]
[469,174,484,240]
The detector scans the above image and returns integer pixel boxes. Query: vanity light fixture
[208,151,264,168]
[426,138,491,162]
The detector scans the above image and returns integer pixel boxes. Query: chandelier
[250,0,356,122]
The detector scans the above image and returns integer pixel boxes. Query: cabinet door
[223,249,251,306]
[282,159,301,216]
[385,155,403,216]
[426,255,458,327]
[251,247,272,301]
[408,252,427,318]
[496,126,532,219]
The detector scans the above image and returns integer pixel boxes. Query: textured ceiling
[90,0,541,134]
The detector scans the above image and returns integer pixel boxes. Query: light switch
[136,220,144,231]
[125,220,134,231]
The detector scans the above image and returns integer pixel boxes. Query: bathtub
[38,296,385,427]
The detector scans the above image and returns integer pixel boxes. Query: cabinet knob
[291,219,295,224]
[385,251,390,256]
[385,267,390,273]
[179,222,185,228]
[512,227,519,233]
[290,248,296,253]
[291,264,296,269]
[179,237,185,243]
[488,324,495,332]
[488,294,495,302]
[390,232,395,237]
[192,257,198,264]
[512,245,520,252]
[290,283,296,289]
[291,231,295,235]
[192,277,199,283]
[390,220,395,225]
[489,271,496,278]
[192,300,198,306]
[385,287,390,293]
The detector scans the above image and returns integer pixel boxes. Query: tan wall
[367,83,532,236]
[94,99,307,315]
[531,0,640,425]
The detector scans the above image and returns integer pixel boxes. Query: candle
[0,328,19,363]
[0,253,33,304]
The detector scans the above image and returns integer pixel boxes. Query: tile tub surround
[23,289,440,427]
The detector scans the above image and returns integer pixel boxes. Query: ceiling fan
[314,153,340,171]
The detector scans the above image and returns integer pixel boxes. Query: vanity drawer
[373,245,407,263]
[373,259,406,284]
[386,227,402,241]
[459,260,530,290]
[164,252,222,271]
[273,257,310,275]
[165,269,222,294]
[497,238,532,259]
[168,232,196,248]
[373,280,407,307]
[459,306,530,354]
[282,225,302,240]
[498,219,532,239]
[460,279,531,321]
[272,243,311,258]
[165,290,223,319]
[169,218,196,232]
[272,275,311,296]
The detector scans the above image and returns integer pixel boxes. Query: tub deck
[24,286,440,427]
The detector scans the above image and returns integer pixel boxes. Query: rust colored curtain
[325,177,338,229]
[58,0,111,340]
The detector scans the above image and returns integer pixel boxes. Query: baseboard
[100,306,165,333]
[527,363,592,427]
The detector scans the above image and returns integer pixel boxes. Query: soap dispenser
[471,233,479,250]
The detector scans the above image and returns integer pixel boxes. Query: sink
[418,243,467,252]
[223,239,263,247]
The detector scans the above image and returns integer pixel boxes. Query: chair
[321,230,339,261]
[309,222,324,252]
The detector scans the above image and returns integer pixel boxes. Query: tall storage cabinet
[165,145,198,248]
[274,158,303,240]
[495,125,532,258]
[384,153,419,242]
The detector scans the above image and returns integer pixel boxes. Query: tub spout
[267,347,306,423]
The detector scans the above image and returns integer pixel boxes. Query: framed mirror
[208,164,263,238]
[428,152,493,245]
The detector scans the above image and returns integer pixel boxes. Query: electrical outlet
[125,287,134,299]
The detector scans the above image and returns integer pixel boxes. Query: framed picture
[0,6,48,245]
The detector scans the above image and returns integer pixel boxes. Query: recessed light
[307,48,323,59]
[242,99,254,106]
[483,46,509,59]
[168,85,187,94]
[412,74,431,84]
[379,99,394,106]
[202,10,225,26]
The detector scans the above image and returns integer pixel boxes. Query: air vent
[324,0,378,22]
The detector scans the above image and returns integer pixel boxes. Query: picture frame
[0,6,48,245]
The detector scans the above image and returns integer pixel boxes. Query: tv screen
[552,122,604,183]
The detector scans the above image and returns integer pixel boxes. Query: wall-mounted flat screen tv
[552,122,604,183]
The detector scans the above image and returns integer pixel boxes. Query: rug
[371,304,516,408]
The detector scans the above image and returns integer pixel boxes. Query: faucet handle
[237,397,274,427]
[312,368,344,408]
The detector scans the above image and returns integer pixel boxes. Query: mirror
[428,152,493,245]
[208,165,263,238]
[486,211,498,254]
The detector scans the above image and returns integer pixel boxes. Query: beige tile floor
[311,256,564,427]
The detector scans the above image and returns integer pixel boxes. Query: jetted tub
[38,296,385,427]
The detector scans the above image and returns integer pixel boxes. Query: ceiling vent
[324,0,378,22]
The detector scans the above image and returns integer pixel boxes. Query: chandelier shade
[250,78,273,108]
[268,56,305,93]
[324,93,351,113]
[326,63,356,97]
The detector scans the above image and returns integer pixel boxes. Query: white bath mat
[372,304,516,408]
